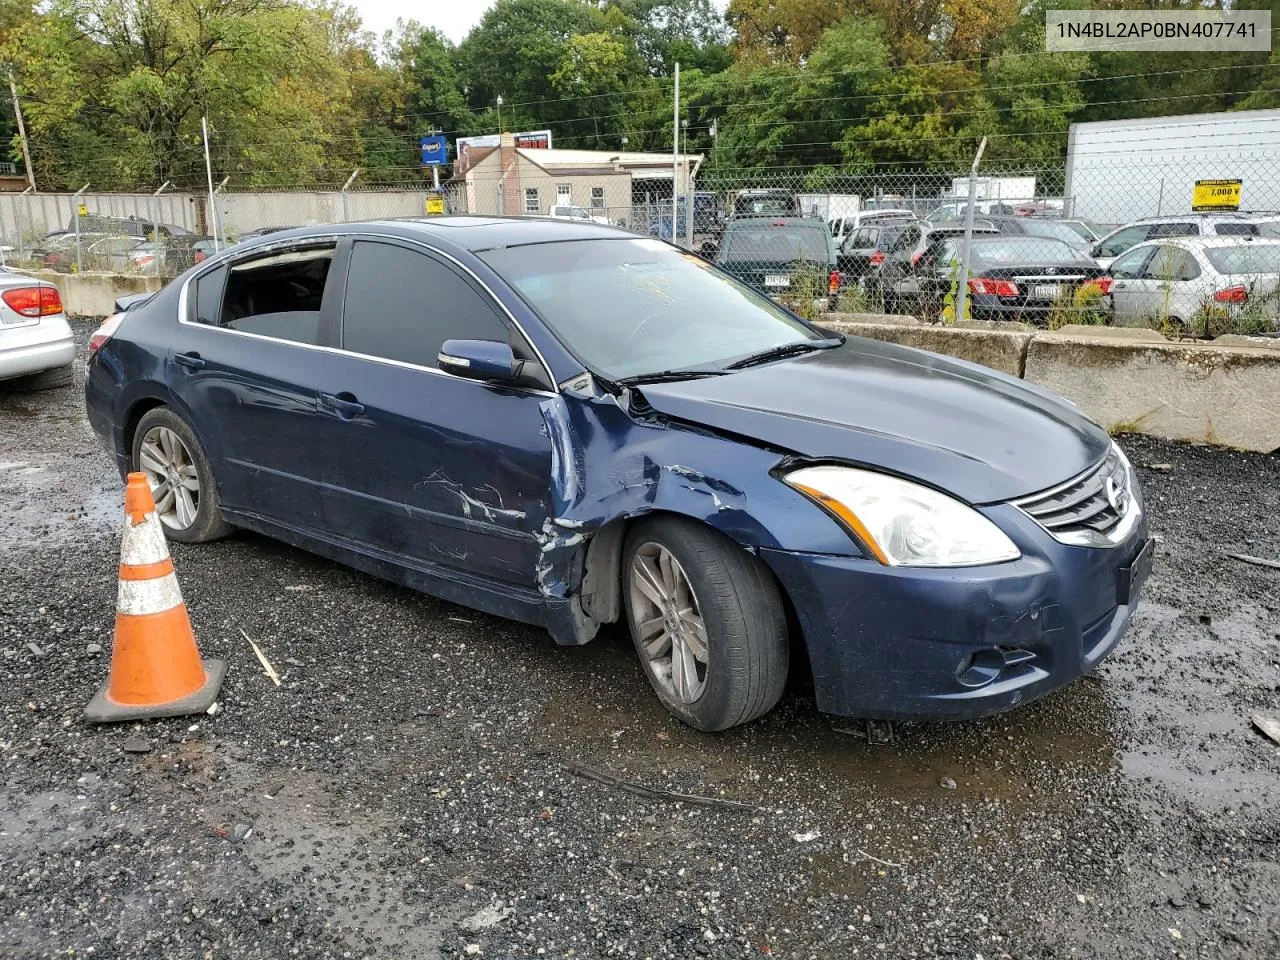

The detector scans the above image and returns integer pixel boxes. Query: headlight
[785,465,1021,567]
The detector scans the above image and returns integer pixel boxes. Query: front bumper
[761,503,1150,721]
[0,317,76,381]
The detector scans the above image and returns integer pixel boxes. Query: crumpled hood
[638,336,1109,504]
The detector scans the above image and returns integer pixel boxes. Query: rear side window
[1148,222,1197,238]
[1205,244,1280,274]
[849,227,878,249]
[1141,246,1200,281]
[189,246,333,346]
[1213,222,1259,236]
[341,241,511,369]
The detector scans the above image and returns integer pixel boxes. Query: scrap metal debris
[240,628,281,686]
[460,903,515,931]
[563,760,764,812]
[1227,553,1280,571]
[1251,714,1280,745]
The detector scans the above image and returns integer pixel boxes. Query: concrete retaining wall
[826,313,1280,452]
[32,271,164,318]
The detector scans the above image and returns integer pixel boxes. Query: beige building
[448,132,702,226]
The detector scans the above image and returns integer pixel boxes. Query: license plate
[764,274,790,288]
[1117,537,1155,605]
[1032,283,1063,300]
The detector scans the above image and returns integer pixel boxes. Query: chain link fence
[6,154,1280,337]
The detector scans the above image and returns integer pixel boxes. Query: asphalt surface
[1,319,1278,959]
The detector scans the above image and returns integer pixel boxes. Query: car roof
[723,216,827,229]
[1132,235,1280,249]
[225,216,634,256]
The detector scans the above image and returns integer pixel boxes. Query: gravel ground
[1,320,1278,959]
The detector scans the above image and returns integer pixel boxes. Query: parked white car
[1090,213,1280,269]
[546,205,610,225]
[0,273,74,389]
[1101,236,1280,329]
[828,209,915,248]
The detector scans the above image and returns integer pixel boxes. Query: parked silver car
[1101,236,1280,330]
[1090,213,1280,269]
[0,274,74,389]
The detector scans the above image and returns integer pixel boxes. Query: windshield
[1204,243,1280,275]
[1019,219,1087,245]
[481,237,821,381]
[719,223,831,262]
[966,237,1093,265]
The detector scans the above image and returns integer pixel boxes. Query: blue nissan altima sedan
[85,217,1153,731]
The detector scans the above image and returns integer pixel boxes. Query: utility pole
[671,62,680,246]
[7,70,35,191]
[202,116,220,252]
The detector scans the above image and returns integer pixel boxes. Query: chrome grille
[1013,448,1133,546]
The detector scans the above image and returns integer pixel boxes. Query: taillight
[968,277,1019,297]
[910,251,924,266]
[1094,276,1113,295]
[869,250,885,267]
[1214,285,1248,303]
[1,285,62,318]
[828,270,841,294]
[135,255,155,267]
[88,313,124,356]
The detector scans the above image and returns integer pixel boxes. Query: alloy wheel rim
[138,426,200,530]
[629,542,709,704]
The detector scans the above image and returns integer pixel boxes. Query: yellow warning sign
[1192,179,1241,211]
[77,202,89,217]
[424,195,445,216]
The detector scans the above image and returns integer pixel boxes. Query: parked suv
[877,221,999,312]
[1091,213,1280,268]
[715,216,838,310]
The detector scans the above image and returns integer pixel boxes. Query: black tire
[130,406,233,543]
[622,516,788,731]
[6,363,72,391]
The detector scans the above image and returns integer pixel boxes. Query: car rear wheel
[6,363,72,391]
[131,407,232,543]
[622,517,788,731]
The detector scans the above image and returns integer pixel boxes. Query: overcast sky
[346,0,729,43]
[345,0,510,42]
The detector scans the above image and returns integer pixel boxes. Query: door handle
[319,392,365,419]
[174,352,205,370]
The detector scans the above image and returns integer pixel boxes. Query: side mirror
[437,339,520,382]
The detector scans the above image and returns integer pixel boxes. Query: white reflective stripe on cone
[117,572,185,617]
[120,510,171,566]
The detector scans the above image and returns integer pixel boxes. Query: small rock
[940,776,957,790]
[461,904,514,931]
[85,642,103,656]
[464,945,482,956]
[1168,928,1182,940]
[26,642,44,657]
[792,830,820,843]
[121,736,151,754]
[1168,894,1187,908]
[284,657,305,667]
[1146,463,1173,471]
[264,783,285,799]
[206,701,222,717]
[231,822,254,843]
[702,929,716,942]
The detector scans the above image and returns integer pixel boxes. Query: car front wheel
[622,516,789,731]
[131,407,232,543]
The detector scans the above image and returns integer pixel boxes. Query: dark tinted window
[849,227,878,249]
[342,241,510,369]
[1148,222,1197,238]
[215,246,333,345]
[192,266,226,325]
[892,225,922,252]
[1213,222,1260,236]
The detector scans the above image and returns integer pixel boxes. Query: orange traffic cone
[85,473,225,723]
